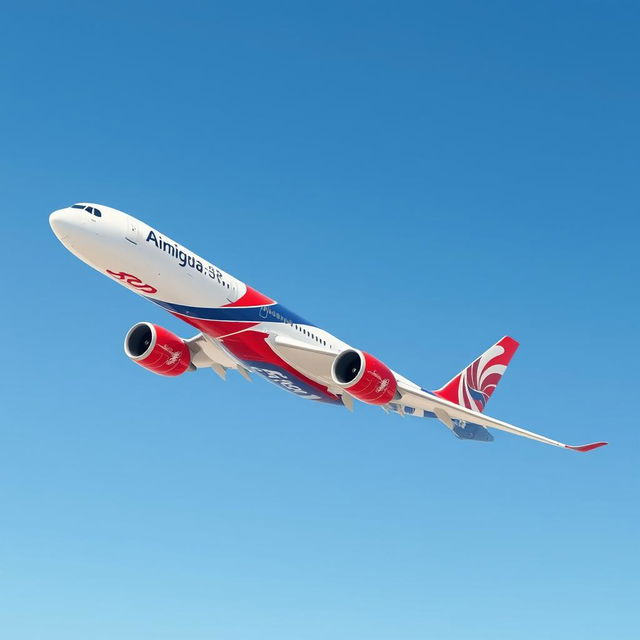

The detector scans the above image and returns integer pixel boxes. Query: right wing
[397,381,607,452]
[269,334,341,378]
[259,334,607,452]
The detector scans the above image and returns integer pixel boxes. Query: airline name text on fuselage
[146,230,227,285]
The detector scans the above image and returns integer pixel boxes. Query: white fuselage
[50,203,356,403]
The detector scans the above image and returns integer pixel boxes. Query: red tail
[434,336,519,412]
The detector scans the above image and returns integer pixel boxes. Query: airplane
[49,202,607,453]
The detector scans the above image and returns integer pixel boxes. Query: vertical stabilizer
[433,336,519,412]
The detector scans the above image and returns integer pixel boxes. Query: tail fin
[433,336,519,412]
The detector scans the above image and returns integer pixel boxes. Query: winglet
[565,442,608,452]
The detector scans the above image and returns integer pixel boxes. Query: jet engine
[124,322,192,376]
[331,348,397,405]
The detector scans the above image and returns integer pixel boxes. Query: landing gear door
[125,217,139,245]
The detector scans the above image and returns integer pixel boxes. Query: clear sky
[1,1,638,638]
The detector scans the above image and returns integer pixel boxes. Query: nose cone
[49,208,76,242]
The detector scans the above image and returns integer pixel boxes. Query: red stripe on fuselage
[224,285,274,308]
[221,330,338,401]
[163,284,335,401]
[167,312,336,401]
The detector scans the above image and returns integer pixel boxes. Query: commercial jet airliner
[50,203,607,452]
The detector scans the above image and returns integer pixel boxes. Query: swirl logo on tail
[433,336,519,412]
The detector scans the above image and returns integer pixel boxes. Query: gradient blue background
[1,2,638,638]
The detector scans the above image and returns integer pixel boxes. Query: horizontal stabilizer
[452,421,494,442]
[433,406,493,442]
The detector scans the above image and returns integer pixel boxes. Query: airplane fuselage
[48,202,608,452]
[50,203,351,403]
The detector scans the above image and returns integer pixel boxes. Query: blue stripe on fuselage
[146,299,315,326]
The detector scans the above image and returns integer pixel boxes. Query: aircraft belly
[219,330,340,404]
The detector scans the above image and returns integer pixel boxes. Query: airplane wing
[185,332,249,379]
[267,335,607,452]
[396,381,607,452]
[269,334,341,379]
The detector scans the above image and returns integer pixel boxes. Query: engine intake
[124,322,191,376]
[331,348,397,405]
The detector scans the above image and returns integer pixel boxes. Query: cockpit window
[70,204,102,217]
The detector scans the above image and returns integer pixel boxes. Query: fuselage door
[226,280,238,303]
[125,217,139,245]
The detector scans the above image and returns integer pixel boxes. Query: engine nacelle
[331,348,397,405]
[124,322,192,376]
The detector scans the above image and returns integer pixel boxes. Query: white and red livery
[50,203,607,453]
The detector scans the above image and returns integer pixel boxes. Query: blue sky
[1,1,638,638]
